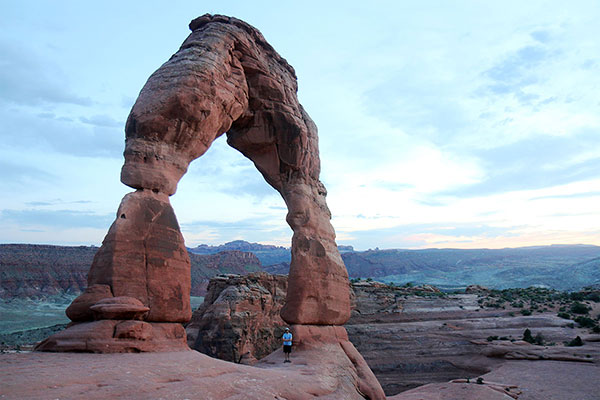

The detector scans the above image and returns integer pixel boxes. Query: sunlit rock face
[38,14,350,353]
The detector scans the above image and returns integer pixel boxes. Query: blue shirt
[282,332,292,346]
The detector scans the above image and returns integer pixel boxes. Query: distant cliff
[0,244,262,299]
[3,242,600,298]
[262,244,600,291]
[0,244,93,298]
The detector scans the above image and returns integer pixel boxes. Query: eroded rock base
[289,325,386,400]
[35,321,188,353]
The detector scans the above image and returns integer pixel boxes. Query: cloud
[0,40,92,107]
[339,222,521,250]
[0,159,56,185]
[80,114,123,128]
[530,30,552,44]
[0,209,114,230]
[183,136,281,200]
[531,191,600,201]
[180,215,291,247]
[0,108,123,158]
[441,131,600,197]
[25,199,94,207]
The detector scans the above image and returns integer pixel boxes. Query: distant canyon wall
[0,244,261,299]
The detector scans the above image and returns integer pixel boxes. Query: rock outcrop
[189,250,262,296]
[188,274,600,397]
[187,272,288,363]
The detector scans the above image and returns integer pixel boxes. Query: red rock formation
[186,272,288,363]
[121,13,350,325]
[87,190,191,323]
[40,14,351,359]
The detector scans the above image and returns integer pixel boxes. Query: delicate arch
[112,14,349,325]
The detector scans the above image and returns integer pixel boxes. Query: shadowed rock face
[39,14,351,353]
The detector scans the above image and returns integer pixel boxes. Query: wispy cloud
[0,209,114,230]
[0,40,93,107]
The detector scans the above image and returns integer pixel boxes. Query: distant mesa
[189,240,287,254]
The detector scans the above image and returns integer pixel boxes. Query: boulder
[66,284,113,322]
[187,272,287,362]
[89,297,149,320]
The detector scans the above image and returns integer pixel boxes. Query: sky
[1,1,600,251]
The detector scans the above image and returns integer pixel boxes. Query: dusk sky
[1,1,600,250]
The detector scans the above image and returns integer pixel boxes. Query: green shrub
[486,336,499,342]
[566,336,583,347]
[570,292,585,301]
[570,302,590,315]
[574,316,597,328]
[533,333,545,346]
[521,309,532,316]
[586,293,600,302]
[557,312,571,319]
[523,329,534,344]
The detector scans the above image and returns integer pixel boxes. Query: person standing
[282,327,293,363]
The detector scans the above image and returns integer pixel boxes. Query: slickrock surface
[0,346,381,400]
[186,275,600,397]
[35,320,188,353]
[347,292,600,396]
[187,272,288,363]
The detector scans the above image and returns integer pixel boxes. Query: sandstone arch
[37,14,351,352]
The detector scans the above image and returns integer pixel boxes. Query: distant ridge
[188,240,287,254]
[2,242,599,297]
[0,244,262,299]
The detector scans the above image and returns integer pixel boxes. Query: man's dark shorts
[283,345,292,354]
